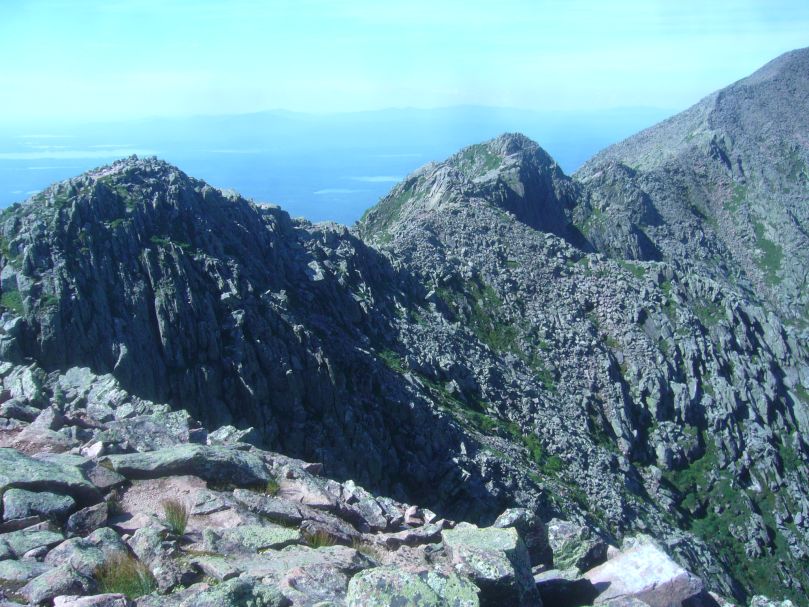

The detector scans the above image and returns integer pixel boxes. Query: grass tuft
[264,478,280,496]
[305,529,337,548]
[95,553,157,599]
[161,498,189,536]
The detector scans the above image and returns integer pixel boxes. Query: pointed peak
[487,132,541,156]
[445,133,557,184]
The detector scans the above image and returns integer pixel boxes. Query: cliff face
[1,49,809,605]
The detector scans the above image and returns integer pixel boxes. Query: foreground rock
[346,567,479,607]
[584,539,704,606]
[442,523,539,607]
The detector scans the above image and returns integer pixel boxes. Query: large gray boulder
[20,564,94,605]
[101,445,271,486]
[66,503,109,536]
[0,448,99,504]
[202,524,301,554]
[278,564,351,606]
[534,568,598,607]
[0,526,63,558]
[583,540,703,606]
[493,508,551,567]
[45,527,128,577]
[2,488,75,522]
[442,523,539,607]
[53,595,131,607]
[0,559,52,583]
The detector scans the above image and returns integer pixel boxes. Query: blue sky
[1,0,808,124]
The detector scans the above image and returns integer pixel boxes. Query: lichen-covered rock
[101,445,271,486]
[547,519,607,572]
[441,523,538,607]
[127,525,195,592]
[0,559,52,583]
[53,594,131,607]
[66,503,108,536]
[45,527,128,577]
[749,597,796,607]
[20,564,94,605]
[493,508,551,567]
[177,578,290,607]
[203,524,301,554]
[278,564,350,606]
[0,526,63,558]
[0,448,99,504]
[346,566,479,607]
[534,568,598,607]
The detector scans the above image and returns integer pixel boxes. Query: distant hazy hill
[0,105,670,223]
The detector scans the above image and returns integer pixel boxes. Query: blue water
[0,106,670,225]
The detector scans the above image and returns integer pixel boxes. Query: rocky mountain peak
[740,45,809,87]
[573,46,809,321]
[357,133,583,248]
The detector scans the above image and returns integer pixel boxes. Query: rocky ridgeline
[0,364,734,606]
[575,48,809,322]
[358,131,809,601]
[0,50,808,606]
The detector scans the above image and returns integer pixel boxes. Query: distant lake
[0,106,671,225]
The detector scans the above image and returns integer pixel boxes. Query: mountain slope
[575,47,809,323]
[1,50,809,605]
[358,132,809,602]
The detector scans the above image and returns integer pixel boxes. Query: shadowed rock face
[0,158,503,522]
[2,49,809,606]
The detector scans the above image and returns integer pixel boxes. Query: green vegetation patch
[161,499,189,536]
[617,259,646,280]
[1,289,23,315]
[149,235,191,250]
[438,277,556,391]
[576,206,603,237]
[359,178,420,239]
[457,143,502,176]
[692,299,724,327]
[724,183,747,212]
[752,221,783,284]
[95,553,157,599]
[780,146,807,182]
[438,277,518,354]
[664,435,805,603]
[378,349,406,374]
